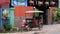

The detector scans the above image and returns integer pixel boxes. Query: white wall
[59,0,60,8]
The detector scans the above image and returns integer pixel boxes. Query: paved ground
[1,24,60,34]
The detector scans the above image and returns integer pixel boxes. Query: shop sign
[11,0,27,6]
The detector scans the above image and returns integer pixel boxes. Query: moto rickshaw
[25,11,44,31]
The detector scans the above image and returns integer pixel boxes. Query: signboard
[2,6,10,24]
[0,8,3,29]
[11,0,27,6]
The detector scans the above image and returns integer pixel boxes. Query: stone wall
[14,16,25,27]
[14,16,34,27]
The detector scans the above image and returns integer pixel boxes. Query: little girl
[20,20,26,28]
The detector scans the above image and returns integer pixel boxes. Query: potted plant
[3,23,12,32]
[57,8,60,23]
[52,7,58,24]
[0,29,6,33]
[57,8,60,19]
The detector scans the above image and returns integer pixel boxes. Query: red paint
[14,6,33,17]
[0,0,10,7]
[0,4,2,8]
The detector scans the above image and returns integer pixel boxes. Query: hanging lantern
[29,0,34,6]
[29,0,34,4]
[45,1,49,5]
[38,1,43,5]
[51,1,55,5]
